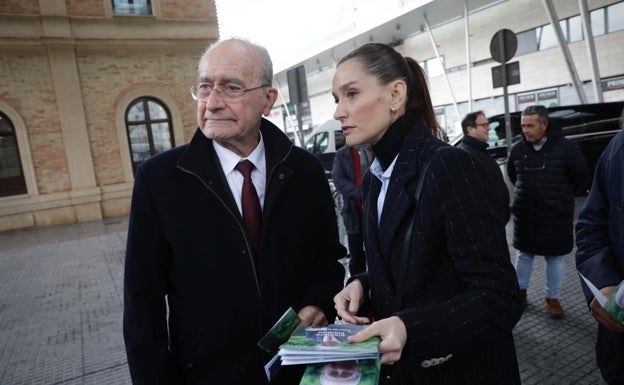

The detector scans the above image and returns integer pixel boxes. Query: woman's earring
[391,105,397,113]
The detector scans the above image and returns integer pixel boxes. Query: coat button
[278,173,285,179]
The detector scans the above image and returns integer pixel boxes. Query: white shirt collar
[532,136,548,151]
[212,134,267,178]
[370,155,398,182]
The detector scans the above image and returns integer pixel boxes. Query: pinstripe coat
[357,120,523,384]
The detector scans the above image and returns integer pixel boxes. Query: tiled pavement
[0,217,129,385]
[0,197,603,384]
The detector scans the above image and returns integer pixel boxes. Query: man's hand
[590,285,624,333]
[298,306,328,327]
[347,316,407,365]
[334,279,369,324]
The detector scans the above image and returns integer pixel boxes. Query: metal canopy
[273,0,505,85]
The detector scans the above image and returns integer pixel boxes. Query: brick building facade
[0,0,218,231]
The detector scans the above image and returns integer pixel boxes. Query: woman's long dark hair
[337,43,440,138]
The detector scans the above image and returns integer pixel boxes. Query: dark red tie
[235,160,262,255]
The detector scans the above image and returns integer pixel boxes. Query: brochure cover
[579,272,608,306]
[298,359,381,385]
[279,323,380,365]
[579,273,624,322]
[258,307,301,355]
[605,280,624,322]
[258,307,302,381]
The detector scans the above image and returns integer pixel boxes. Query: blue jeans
[515,250,564,298]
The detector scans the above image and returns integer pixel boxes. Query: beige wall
[0,0,217,232]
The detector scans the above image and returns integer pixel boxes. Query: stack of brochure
[257,308,381,384]
[278,323,380,365]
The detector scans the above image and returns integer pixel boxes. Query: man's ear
[262,87,279,116]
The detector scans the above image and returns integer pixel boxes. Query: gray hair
[522,105,548,124]
[199,37,273,86]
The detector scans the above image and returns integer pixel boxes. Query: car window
[488,114,523,145]
[488,120,507,146]
[488,121,503,146]
[306,132,329,155]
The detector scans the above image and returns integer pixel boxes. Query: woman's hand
[347,316,407,364]
[334,279,369,324]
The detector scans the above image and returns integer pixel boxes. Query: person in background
[459,111,510,224]
[123,37,346,385]
[507,105,590,318]
[331,42,523,384]
[332,143,374,276]
[575,109,624,385]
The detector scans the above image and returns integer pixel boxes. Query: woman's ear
[390,80,407,108]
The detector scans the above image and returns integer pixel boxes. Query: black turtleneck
[372,113,417,170]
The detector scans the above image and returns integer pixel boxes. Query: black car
[454,101,624,182]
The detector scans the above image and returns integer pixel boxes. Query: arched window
[0,112,27,197]
[125,97,174,174]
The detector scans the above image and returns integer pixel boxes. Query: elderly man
[123,38,346,385]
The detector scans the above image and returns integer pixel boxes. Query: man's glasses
[190,83,269,102]
[475,122,490,128]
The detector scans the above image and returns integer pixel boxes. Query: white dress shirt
[212,135,266,215]
[369,155,398,225]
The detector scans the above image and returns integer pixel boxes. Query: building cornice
[0,14,217,42]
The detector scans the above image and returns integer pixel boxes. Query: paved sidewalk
[508,197,600,385]
[0,198,602,384]
[0,217,129,385]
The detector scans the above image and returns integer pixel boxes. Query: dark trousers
[347,233,366,275]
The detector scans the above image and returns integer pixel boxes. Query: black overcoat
[123,119,346,384]
[357,121,523,384]
[458,134,510,224]
[507,124,590,256]
[358,119,522,385]
[576,129,624,385]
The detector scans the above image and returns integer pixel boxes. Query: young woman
[331,43,523,385]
